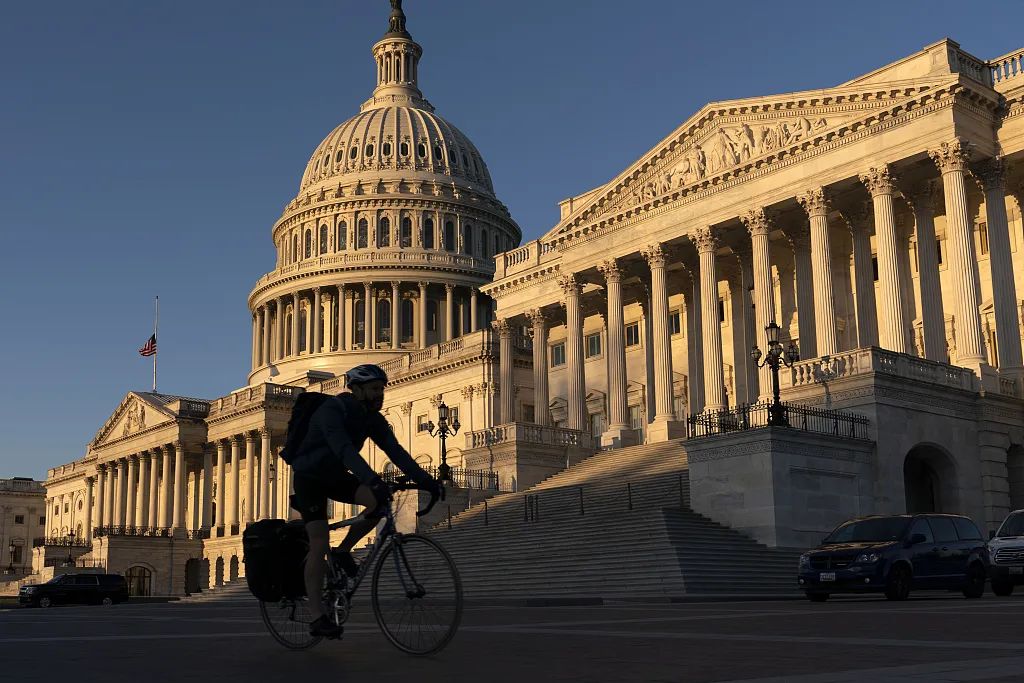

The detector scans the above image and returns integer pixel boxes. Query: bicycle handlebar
[386,476,445,517]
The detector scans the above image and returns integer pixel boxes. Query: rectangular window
[551,342,566,367]
[871,255,879,282]
[585,332,601,358]
[12,546,23,564]
[936,239,944,266]
[450,407,460,425]
[978,221,989,256]
[625,322,640,347]
[39,516,46,526]
[589,412,606,436]
[669,311,682,336]
[718,299,726,323]
[14,514,24,524]
[629,405,644,430]
[522,404,535,423]
[417,415,430,433]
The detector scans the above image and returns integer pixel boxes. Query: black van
[797,514,989,601]
[18,573,129,608]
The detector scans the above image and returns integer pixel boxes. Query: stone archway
[184,558,202,595]
[214,556,225,587]
[1008,445,1024,511]
[229,556,239,582]
[904,444,959,514]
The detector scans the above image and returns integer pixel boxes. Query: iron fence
[43,558,105,569]
[35,536,91,548]
[92,526,173,538]
[686,401,870,440]
[381,466,501,491]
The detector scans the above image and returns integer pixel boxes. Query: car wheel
[38,596,52,609]
[807,592,829,602]
[884,565,911,601]
[992,580,1014,597]
[101,596,113,606]
[962,563,986,599]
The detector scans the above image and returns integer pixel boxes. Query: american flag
[139,334,157,357]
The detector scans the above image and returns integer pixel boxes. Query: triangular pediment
[542,77,958,240]
[90,392,176,448]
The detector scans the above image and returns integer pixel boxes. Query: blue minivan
[797,514,989,601]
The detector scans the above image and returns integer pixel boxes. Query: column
[215,441,226,529]
[526,309,550,426]
[336,285,347,351]
[364,283,374,348]
[259,429,271,519]
[136,453,148,528]
[798,189,838,356]
[559,274,588,430]
[276,297,286,360]
[244,433,256,524]
[684,267,705,413]
[228,437,240,529]
[311,287,321,354]
[290,292,300,356]
[905,186,946,361]
[727,268,749,405]
[597,259,634,445]
[695,227,726,411]
[115,458,127,527]
[94,466,106,532]
[391,281,401,349]
[251,313,259,368]
[418,282,429,348]
[147,451,159,529]
[861,165,911,354]
[470,288,479,332]
[125,456,137,528]
[84,476,95,543]
[202,446,213,529]
[742,209,778,400]
[262,304,272,364]
[445,284,455,342]
[172,441,185,531]
[787,228,817,357]
[642,244,684,439]
[158,446,171,528]
[976,158,1022,372]
[494,318,515,423]
[845,206,880,348]
[103,464,114,527]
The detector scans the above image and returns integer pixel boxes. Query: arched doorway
[184,559,202,595]
[1008,445,1024,510]
[904,445,959,514]
[125,566,152,596]
[229,556,239,582]
[215,557,225,587]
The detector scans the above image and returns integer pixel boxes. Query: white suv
[989,509,1024,596]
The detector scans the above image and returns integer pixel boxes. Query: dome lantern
[365,0,430,112]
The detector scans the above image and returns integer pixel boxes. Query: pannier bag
[242,519,309,601]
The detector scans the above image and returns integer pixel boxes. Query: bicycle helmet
[345,363,389,386]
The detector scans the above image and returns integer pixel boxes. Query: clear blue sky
[1,1,1020,480]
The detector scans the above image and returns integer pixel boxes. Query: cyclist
[289,363,440,638]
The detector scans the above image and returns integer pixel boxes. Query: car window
[824,517,909,543]
[74,575,99,586]
[952,517,982,541]
[909,518,934,544]
[995,511,1024,538]
[927,517,958,543]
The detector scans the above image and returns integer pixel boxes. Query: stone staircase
[180,580,252,604]
[422,440,801,600]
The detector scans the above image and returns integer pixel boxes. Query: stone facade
[34,5,1024,591]
[0,478,45,578]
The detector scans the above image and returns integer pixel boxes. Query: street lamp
[426,401,460,486]
[64,529,75,567]
[5,541,14,574]
[750,321,800,426]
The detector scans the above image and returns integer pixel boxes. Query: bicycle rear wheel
[371,534,462,655]
[259,597,322,650]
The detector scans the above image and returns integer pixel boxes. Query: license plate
[819,572,836,582]
[1011,567,1023,575]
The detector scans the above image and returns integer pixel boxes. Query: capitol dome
[246,0,521,386]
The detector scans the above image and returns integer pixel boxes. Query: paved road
[2,593,1023,682]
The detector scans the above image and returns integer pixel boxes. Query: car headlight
[855,552,880,564]
[23,587,36,593]
[799,554,811,569]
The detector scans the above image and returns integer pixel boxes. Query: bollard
[447,505,452,530]
[579,487,585,515]
[627,482,633,510]
[484,499,489,526]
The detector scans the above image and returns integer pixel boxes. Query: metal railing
[92,526,173,538]
[381,466,501,491]
[686,401,870,440]
[35,536,92,548]
[43,558,105,569]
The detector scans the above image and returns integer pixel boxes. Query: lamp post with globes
[425,401,460,486]
[6,541,14,574]
[64,529,75,567]
[750,321,800,426]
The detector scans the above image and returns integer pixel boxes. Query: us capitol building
[27,3,1024,596]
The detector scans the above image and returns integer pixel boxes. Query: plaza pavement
[1,593,1023,682]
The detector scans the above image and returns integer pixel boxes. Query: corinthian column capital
[525,308,547,327]
[797,187,830,218]
[928,138,972,175]
[972,156,1006,192]
[859,165,898,196]
[557,273,581,296]
[741,207,772,236]
[641,244,668,269]
[691,226,719,254]
[491,318,514,336]
[597,258,623,282]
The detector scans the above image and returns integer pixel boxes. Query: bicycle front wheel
[259,597,322,650]
[371,534,463,655]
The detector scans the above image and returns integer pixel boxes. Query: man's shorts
[291,471,361,523]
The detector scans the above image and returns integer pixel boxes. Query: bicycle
[259,476,463,655]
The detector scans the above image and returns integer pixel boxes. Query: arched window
[417,142,426,158]
[299,306,308,352]
[401,299,414,343]
[292,234,298,263]
[357,219,368,249]
[378,217,391,248]
[401,217,412,248]
[304,229,312,258]
[427,300,438,332]
[382,142,392,157]
[481,228,489,258]
[463,224,473,255]
[355,300,366,347]
[319,224,328,254]
[125,566,152,597]
[337,221,347,250]
[400,141,409,157]
[423,217,435,249]
[444,221,455,252]
[377,299,392,344]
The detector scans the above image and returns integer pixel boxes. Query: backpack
[242,518,309,601]
[279,391,331,465]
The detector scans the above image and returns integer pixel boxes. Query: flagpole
[153,296,159,393]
